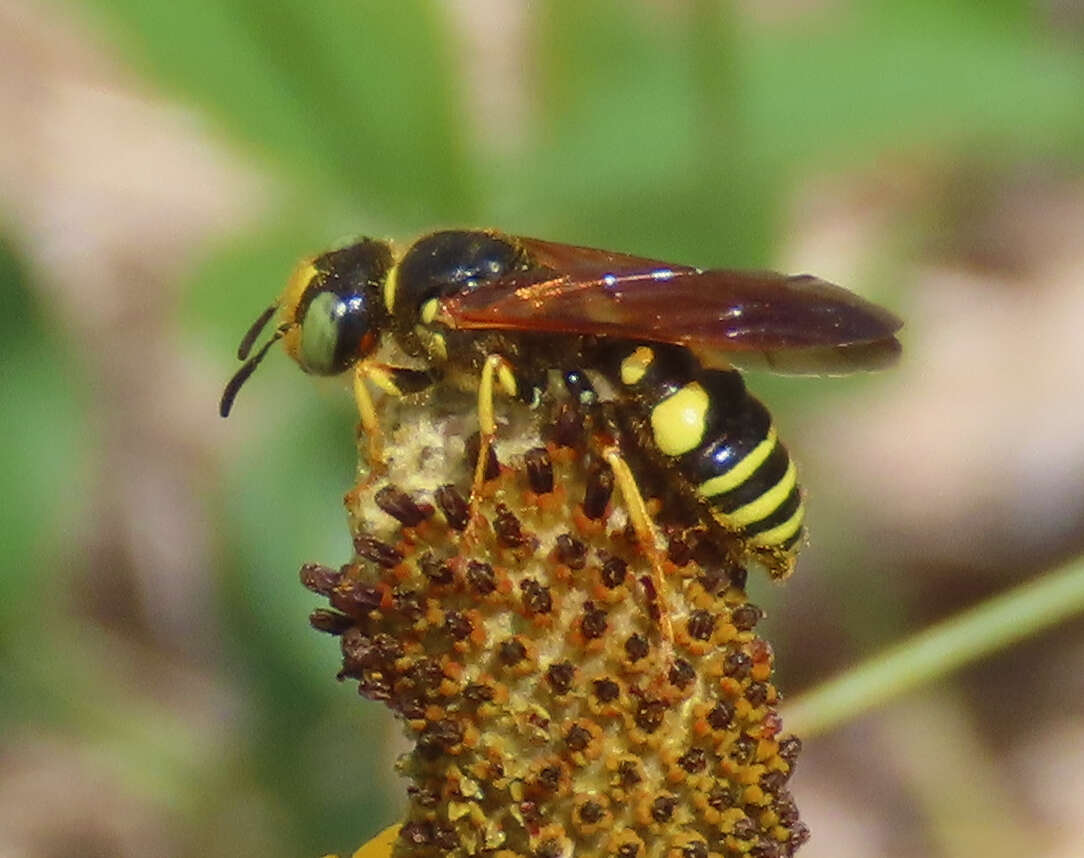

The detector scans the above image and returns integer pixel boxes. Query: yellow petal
[350,824,401,858]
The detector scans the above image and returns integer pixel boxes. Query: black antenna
[219,328,286,417]
[236,303,279,360]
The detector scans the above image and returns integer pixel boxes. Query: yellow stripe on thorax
[383,261,399,314]
[620,346,655,385]
[697,427,778,498]
[714,459,798,528]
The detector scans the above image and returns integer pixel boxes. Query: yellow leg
[352,362,435,482]
[353,362,385,478]
[465,354,518,538]
[602,446,675,646]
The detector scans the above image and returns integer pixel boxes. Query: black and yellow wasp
[222,229,901,582]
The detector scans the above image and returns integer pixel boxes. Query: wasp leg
[352,362,435,478]
[563,370,674,644]
[463,353,521,538]
[601,446,675,647]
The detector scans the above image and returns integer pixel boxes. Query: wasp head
[220,238,394,417]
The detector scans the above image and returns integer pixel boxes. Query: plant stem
[783,554,1084,736]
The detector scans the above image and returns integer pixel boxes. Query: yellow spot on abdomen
[651,382,709,456]
[620,346,655,386]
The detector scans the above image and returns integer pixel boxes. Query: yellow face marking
[716,460,798,529]
[620,346,655,386]
[698,427,778,498]
[282,260,318,318]
[748,502,806,550]
[650,382,710,457]
[420,297,439,325]
[280,259,318,362]
[383,262,399,314]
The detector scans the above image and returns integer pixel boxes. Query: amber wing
[438,239,902,365]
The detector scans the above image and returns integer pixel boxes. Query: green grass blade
[783,555,1084,736]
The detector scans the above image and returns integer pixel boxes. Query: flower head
[306,388,807,858]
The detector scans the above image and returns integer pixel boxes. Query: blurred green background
[2,1,1082,856]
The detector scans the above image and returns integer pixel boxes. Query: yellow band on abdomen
[714,459,798,528]
[747,501,805,549]
[697,427,778,498]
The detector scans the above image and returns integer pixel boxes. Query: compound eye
[298,288,372,375]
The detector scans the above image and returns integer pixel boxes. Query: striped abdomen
[600,343,805,575]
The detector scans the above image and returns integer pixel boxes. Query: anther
[583,459,614,520]
[494,503,526,547]
[564,723,591,751]
[667,658,696,689]
[554,533,588,569]
[707,701,734,730]
[551,401,583,449]
[465,560,496,594]
[580,601,608,639]
[299,563,341,596]
[592,678,619,702]
[599,554,628,588]
[686,609,716,641]
[520,579,553,614]
[308,609,353,635]
[545,661,575,694]
[498,637,527,665]
[418,551,454,585]
[677,747,707,773]
[466,431,500,481]
[524,447,554,495]
[374,485,429,527]
[434,484,470,531]
[624,633,650,662]
[731,604,763,631]
[635,699,667,733]
[443,611,473,641]
[354,535,403,568]
[650,794,677,822]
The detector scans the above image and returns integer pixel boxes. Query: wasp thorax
[390,230,529,335]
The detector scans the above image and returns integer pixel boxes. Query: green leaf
[79,0,479,223]
[745,2,1084,171]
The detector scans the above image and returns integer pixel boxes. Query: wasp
[222,230,901,591]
